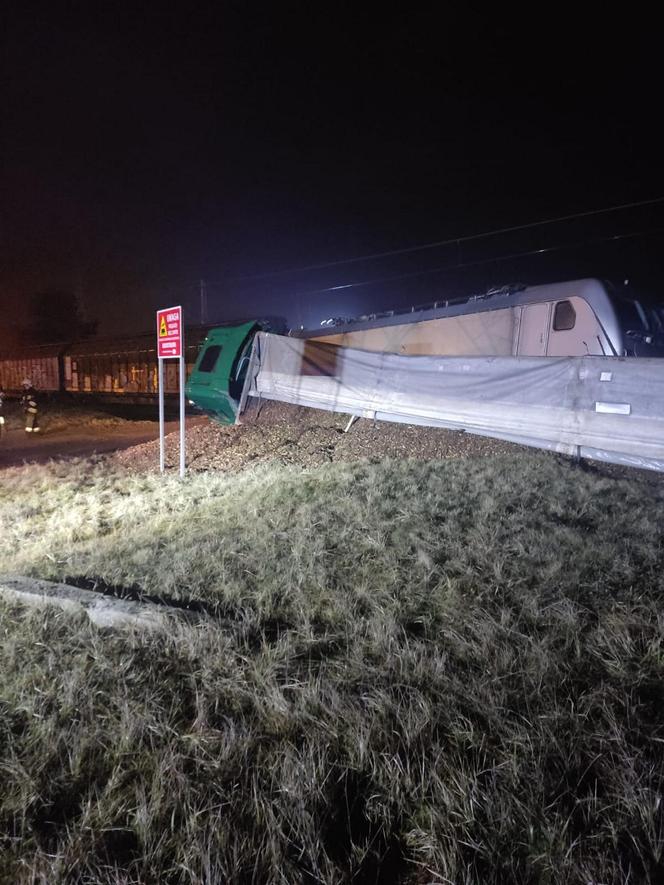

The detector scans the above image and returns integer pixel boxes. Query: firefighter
[21,380,40,434]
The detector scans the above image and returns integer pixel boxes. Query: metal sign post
[156,305,185,478]
[158,357,165,472]
[179,352,185,478]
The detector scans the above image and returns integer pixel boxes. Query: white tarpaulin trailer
[242,332,664,472]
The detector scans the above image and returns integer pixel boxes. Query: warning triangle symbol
[159,317,168,337]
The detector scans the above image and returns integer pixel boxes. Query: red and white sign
[157,305,183,358]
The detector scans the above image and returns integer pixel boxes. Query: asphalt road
[0,421,174,468]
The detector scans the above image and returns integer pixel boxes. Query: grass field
[1,453,663,883]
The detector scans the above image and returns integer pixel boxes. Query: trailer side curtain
[243,332,664,472]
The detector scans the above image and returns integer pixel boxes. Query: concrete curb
[0,575,178,630]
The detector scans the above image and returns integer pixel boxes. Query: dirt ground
[0,400,195,468]
[0,423,165,468]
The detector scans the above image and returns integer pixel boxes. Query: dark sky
[2,7,664,337]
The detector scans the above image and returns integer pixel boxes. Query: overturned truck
[185,279,664,471]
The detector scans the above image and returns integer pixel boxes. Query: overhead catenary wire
[222,226,664,299]
[227,195,664,281]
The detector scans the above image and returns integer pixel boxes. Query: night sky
[2,8,663,338]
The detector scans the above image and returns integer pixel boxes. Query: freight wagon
[0,343,63,394]
[63,328,210,402]
[0,327,211,402]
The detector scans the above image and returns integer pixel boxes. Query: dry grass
[1,453,663,883]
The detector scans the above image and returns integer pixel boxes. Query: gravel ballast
[112,399,527,473]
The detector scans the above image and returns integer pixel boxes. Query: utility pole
[200,279,208,325]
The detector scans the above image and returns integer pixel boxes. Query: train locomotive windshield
[614,298,649,333]
[198,345,223,373]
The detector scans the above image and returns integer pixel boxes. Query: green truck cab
[185,321,259,424]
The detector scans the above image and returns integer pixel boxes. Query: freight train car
[0,326,212,403]
[63,327,210,402]
[0,343,64,394]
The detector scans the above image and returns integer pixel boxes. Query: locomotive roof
[296,278,617,338]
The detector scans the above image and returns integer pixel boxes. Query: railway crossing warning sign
[156,306,183,358]
[156,305,186,478]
